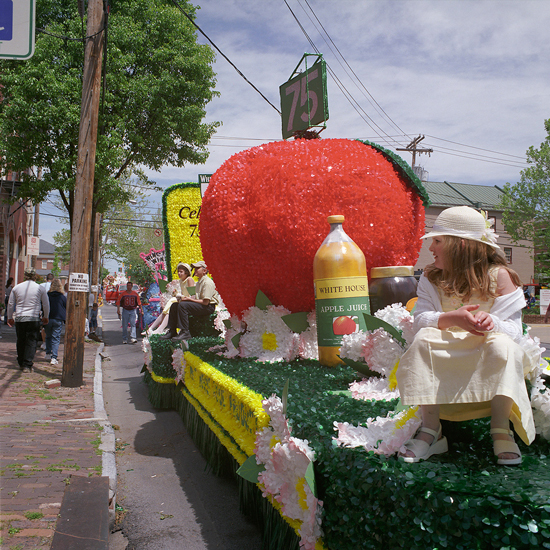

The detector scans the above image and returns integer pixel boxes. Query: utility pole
[62,0,104,387]
[91,211,102,303]
[396,135,433,168]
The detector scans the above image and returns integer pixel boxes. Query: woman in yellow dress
[396,206,536,465]
[144,263,195,336]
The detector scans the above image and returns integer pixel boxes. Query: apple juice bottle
[313,215,370,367]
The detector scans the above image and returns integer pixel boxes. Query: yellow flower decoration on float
[163,183,204,277]
[388,360,400,391]
[296,478,308,511]
[262,332,277,351]
[394,406,419,430]
[184,352,269,456]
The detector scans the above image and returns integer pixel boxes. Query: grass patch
[24,512,44,520]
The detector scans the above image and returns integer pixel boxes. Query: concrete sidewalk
[0,323,115,550]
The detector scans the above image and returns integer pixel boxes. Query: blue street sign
[0,0,35,60]
[0,0,14,41]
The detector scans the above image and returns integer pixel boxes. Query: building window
[42,260,47,269]
[504,247,512,264]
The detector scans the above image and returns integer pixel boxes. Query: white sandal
[399,425,448,463]
[491,428,522,466]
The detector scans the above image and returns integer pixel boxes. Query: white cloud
[41,0,550,268]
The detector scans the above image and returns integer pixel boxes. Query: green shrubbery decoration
[146,335,550,550]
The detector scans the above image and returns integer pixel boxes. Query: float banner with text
[162,183,203,278]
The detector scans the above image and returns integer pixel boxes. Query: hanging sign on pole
[279,53,329,139]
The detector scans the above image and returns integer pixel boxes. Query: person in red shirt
[116,281,142,344]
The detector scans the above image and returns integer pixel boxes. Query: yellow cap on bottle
[327,215,345,224]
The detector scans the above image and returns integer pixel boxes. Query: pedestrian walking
[7,267,49,372]
[116,281,142,344]
[4,276,13,325]
[39,273,54,350]
[89,302,99,334]
[44,279,67,365]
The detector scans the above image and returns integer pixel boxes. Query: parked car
[105,283,140,303]
[104,285,118,303]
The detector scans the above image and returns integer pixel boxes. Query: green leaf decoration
[158,278,168,293]
[223,319,232,329]
[362,313,406,346]
[282,378,290,415]
[255,290,273,310]
[281,312,310,333]
[187,286,196,296]
[231,332,242,349]
[140,364,148,374]
[236,454,265,483]
[305,461,317,497]
[326,390,353,397]
[338,355,382,378]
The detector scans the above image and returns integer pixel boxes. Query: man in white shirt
[7,267,50,372]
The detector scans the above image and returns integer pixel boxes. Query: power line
[423,134,527,160]
[169,0,281,116]
[283,0,400,148]
[298,0,411,144]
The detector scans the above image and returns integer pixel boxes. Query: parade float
[141,137,550,550]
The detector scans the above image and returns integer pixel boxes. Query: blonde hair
[49,278,64,293]
[425,236,521,301]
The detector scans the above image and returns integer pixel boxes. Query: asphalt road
[100,303,263,550]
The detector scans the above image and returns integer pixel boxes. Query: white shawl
[413,274,525,343]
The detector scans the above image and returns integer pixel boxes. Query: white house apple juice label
[314,275,370,347]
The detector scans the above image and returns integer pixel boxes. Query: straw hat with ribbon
[421,206,499,249]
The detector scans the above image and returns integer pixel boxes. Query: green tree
[500,119,550,285]
[0,0,219,225]
[53,172,164,277]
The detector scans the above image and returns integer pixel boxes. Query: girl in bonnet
[143,263,195,336]
[396,206,535,465]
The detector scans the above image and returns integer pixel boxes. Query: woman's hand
[438,305,491,335]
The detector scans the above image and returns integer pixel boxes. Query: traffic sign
[0,0,36,60]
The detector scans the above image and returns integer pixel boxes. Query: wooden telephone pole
[396,135,433,168]
[62,0,104,387]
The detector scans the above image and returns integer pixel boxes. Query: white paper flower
[219,314,243,359]
[349,377,400,401]
[339,331,368,362]
[375,303,415,347]
[214,308,231,339]
[361,328,404,377]
[333,407,421,456]
[254,396,323,549]
[142,337,152,371]
[297,312,319,361]
[240,305,298,363]
[171,348,185,384]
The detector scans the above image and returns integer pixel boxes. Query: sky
[38,0,550,270]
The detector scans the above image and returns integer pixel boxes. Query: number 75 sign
[279,55,329,140]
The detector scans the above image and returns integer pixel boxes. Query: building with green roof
[415,181,534,285]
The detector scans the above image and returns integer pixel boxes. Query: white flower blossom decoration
[240,305,299,363]
[254,395,323,550]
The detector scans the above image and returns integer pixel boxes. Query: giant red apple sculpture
[200,138,428,316]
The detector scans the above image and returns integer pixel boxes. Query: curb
[93,342,117,529]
